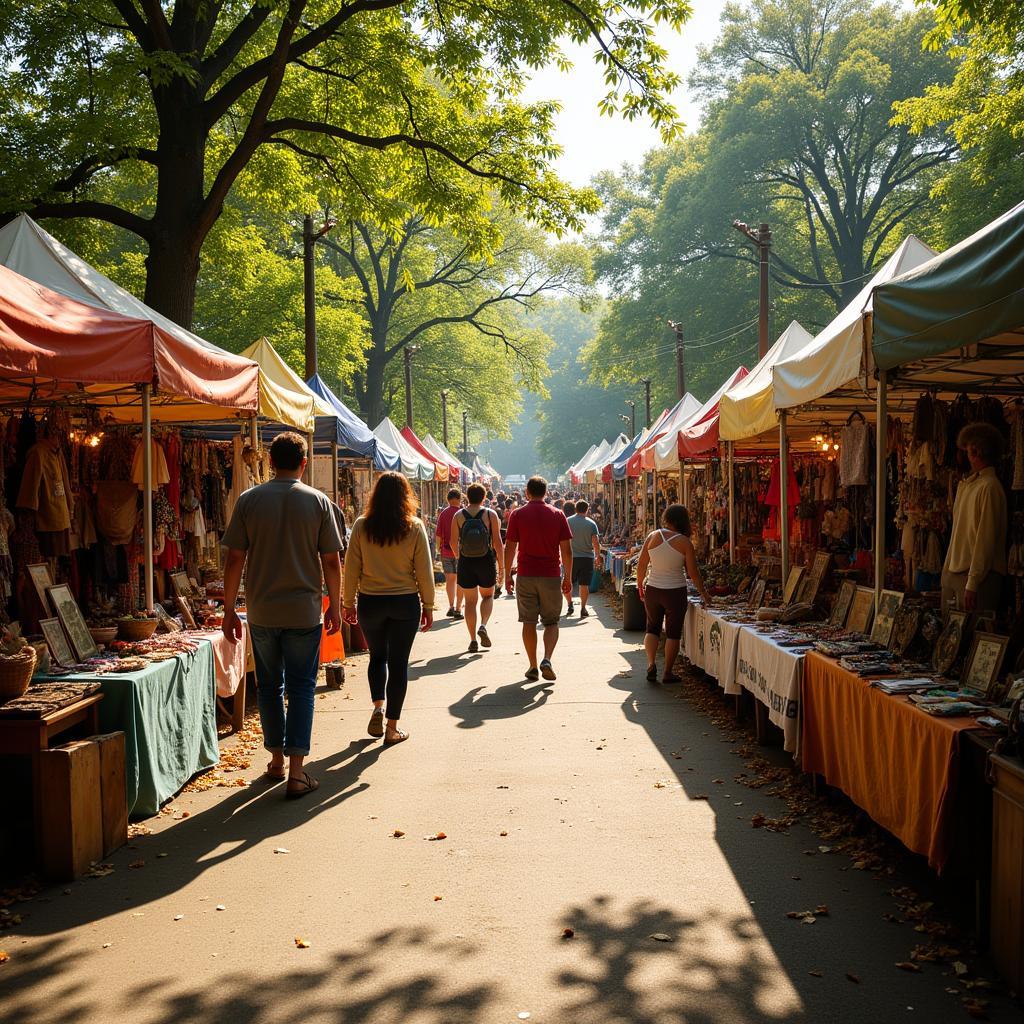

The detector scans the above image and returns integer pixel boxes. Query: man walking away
[566,499,601,618]
[221,432,343,799]
[504,476,572,681]
[451,483,504,652]
[435,488,464,620]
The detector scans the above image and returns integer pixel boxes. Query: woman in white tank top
[636,504,711,684]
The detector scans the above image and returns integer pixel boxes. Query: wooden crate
[90,732,128,858]
[37,739,103,881]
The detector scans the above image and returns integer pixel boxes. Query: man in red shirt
[435,489,464,620]
[504,476,573,681]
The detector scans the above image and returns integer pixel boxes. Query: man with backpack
[450,483,504,653]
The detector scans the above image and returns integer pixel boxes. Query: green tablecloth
[57,645,220,818]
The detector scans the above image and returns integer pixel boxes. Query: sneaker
[478,625,492,648]
[580,608,590,619]
[446,607,456,618]
[539,659,556,681]
[468,639,479,653]
[452,610,464,621]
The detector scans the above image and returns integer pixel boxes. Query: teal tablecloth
[55,645,220,818]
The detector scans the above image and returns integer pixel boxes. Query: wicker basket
[117,618,158,641]
[89,626,118,645]
[0,647,36,702]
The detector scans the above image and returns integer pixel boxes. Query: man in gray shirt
[566,500,601,618]
[221,432,343,799]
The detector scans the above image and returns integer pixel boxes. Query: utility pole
[641,378,652,428]
[303,213,335,379]
[731,219,772,359]
[624,399,636,437]
[441,390,449,448]
[667,320,686,399]
[461,410,470,460]
[403,346,418,428]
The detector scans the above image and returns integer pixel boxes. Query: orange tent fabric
[801,652,982,873]
[0,263,258,414]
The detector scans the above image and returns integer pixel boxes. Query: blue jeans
[250,624,322,756]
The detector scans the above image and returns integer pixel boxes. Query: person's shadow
[448,679,554,729]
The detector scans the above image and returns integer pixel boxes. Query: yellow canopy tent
[239,337,334,433]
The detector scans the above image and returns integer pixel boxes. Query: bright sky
[521,3,730,187]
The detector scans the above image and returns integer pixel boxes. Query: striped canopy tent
[626,394,701,477]
[651,366,750,469]
[422,433,473,483]
[400,425,449,481]
[374,417,436,481]
[305,374,400,471]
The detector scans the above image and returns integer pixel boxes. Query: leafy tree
[319,210,591,430]
[0,0,689,327]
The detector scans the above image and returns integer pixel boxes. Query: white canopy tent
[588,433,630,480]
[573,439,612,480]
[373,418,436,481]
[568,444,598,482]
[422,433,473,483]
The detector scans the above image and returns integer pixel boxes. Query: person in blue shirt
[565,500,601,618]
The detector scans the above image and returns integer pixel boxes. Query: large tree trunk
[360,348,389,427]
[142,86,210,329]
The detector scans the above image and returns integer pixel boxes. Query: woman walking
[343,472,434,745]
[636,504,710,684]
[450,483,504,653]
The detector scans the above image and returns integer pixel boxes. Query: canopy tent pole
[779,410,790,586]
[874,369,888,609]
[331,441,339,504]
[142,384,154,614]
[306,431,314,486]
[249,414,259,450]
[682,462,689,507]
[727,441,736,565]
[678,464,684,509]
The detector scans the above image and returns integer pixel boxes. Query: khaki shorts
[516,576,563,626]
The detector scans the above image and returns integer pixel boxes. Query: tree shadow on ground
[448,680,555,729]
[0,927,496,1024]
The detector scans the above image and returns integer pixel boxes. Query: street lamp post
[624,400,636,437]
[731,219,772,359]
[303,213,336,379]
[462,410,470,461]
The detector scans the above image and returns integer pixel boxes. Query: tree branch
[18,200,151,240]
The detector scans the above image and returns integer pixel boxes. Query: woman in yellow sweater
[343,472,435,745]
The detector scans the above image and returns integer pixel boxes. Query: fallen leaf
[562,928,574,939]
[808,969,823,978]
[693,794,709,801]
[0,951,9,964]
[433,896,443,902]
[157,853,169,859]
[392,831,405,839]
[751,813,766,828]
[294,937,311,949]
[649,933,673,942]
[846,972,861,984]
[215,904,226,911]
[499,831,509,837]
[102,943,112,949]
[896,962,921,973]
[814,905,829,916]
[128,859,145,870]
[654,782,666,789]
[818,846,832,854]
[173,914,184,921]
[86,864,115,878]
[424,832,447,841]
[517,1014,531,1021]
[954,961,969,976]
[962,998,989,1019]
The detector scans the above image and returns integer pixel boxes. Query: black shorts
[644,585,688,641]
[457,554,496,590]
[571,558,594,586]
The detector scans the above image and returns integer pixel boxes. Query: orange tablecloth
[801,651,983,873]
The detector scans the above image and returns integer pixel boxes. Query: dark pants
[357,593,421,720]
[250,624,322,756]
[643,585,688,641]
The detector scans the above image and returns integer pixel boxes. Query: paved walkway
[1,593,1015,1023]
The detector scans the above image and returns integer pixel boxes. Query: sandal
[384,728,409,746]
[285,772,319,800]
[264,761,286,781]
[367,708,385,738]
[646,665,658,683]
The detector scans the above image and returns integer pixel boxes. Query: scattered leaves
[895,962,921,973]
[649,933,673,942]
[424,832,447,841]
[294,937,311,949]
[0,951,9,964]
[562,928,574,939]
[128,859,145,870]
[846,972,861,984]
[962,998,989,1019]
[86,864,115,878]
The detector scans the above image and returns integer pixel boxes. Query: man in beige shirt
[941,423,1007,614]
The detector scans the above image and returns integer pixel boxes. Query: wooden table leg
[230,673,247,735]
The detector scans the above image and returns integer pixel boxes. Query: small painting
[846,587,875,635]
[962,632,1009,697]
[783,566,805,605]
[46,584,98,662]
[748,579,767,610]
[889,604,921,657]
[870,589,905,646]
[175,596,197,629]
[933,610,968,676]
[26,563,54,613]
[830,580,857,628]
[169,572,193,598]
[39,616,74,667]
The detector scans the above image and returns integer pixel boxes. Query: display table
[683,605,743,694]
[801,651,985,873]
[54,645,220,818]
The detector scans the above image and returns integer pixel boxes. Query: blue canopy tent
[610,429,648,481]
[305,375,400,471]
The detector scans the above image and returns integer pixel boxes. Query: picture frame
[39,616,75,667]
[45,584,98,661]
[808,550,832,583]
[26,563,54,612]
[846,586,875,635]
[175,596,197,629]
[169,572,193,599]
[829,580,857,627]
[748,579,767,610]
[782,566,805,605]
[870,589,905,646]
[962,632,1009,697]
[933,610,968,676]
[797,574,823,606]
[1006,677,1024,705]
[889,604,921,657]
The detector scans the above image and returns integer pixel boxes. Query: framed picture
[962,633,1009,697]
[26,563,54,612]
[829,580,857,627]
[846,587,875,635]
[783,566,805,605]
[797,574,823,606]
[175,596,197,629]
[169,572,193,599]
[933,610,968,676]
[748,579,767,610]
[45,584,98,661]
[39,616,75,667]
[870,589,905,646]
[889,604,921,657]
[808,550,832,582]
[1006,677,1024,704]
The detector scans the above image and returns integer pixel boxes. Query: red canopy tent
[400,425,450,481]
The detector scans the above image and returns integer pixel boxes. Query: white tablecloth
[683,605,743,694]
[735,628,802,754]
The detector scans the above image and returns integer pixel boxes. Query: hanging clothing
[16,441,72,531]
[96,480,140,545]
[130,439,170,489]
[840,419,870,487]
[765,457,800,507]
